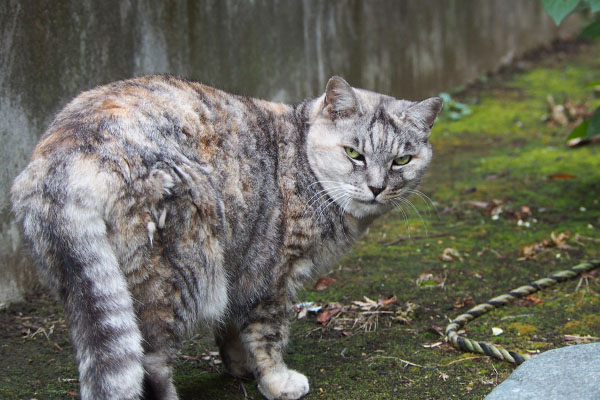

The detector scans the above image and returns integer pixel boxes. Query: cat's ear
[402,97,443,132]
[322,76,360,118]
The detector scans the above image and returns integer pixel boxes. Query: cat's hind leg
[134,163,229,399]
[141,351,178,400]
[215,324,253,378]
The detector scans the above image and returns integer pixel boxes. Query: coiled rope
[445,260,600,365]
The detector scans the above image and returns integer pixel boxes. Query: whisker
[397,197,428,237]
[406,189,439,220]
[338,195,355,243]
[390,199,410,237]
[315,190,347,221]
[306,180,348,190]
[305,187,346,210]
[302,186,348,217]
[315,190,349,224]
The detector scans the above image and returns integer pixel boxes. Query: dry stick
[385,232,450,245]
[445,260,600,365]
[439,356,487,367]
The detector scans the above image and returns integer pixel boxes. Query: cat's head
[306,76,442,219]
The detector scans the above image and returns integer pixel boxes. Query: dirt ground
[1,39,599,400]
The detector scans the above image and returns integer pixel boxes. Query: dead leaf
[524,294,544,305]
[317,306,343,325]
[416,273,446,288]
[428,325,445,337]
[567,134,600,147]
[441,247,463,262]
[548,173,576,180]
[489,204,504,219]
[439,373,450,381]
[353,296,379,311]
[181,354,201,361]
[297,307,308,319]
[313,276,337,291]
[546,94,569,126]
[378,296,397,307]
[486,171,509,180]
[521,231,572,259]
[551,231,571,249]
[466,200,489,209]
[454,296,475,309]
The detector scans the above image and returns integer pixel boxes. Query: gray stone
[485,343,600,400]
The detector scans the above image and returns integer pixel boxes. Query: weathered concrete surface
[0,0,578,306]
[485,343,600,400]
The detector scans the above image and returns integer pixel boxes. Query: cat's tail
[11,161,145,400]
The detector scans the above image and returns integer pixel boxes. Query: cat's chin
[345,199,393,219]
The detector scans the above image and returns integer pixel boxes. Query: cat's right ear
[401,97,444,132]
[322,76,360,118]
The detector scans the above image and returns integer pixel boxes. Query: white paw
[258,367,309,400]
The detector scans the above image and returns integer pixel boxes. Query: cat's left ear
[402,97,444,133]
[322,76,361,118]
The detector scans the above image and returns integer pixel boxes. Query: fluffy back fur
[11,75,442,400]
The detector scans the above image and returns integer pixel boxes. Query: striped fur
[11,75,441,400]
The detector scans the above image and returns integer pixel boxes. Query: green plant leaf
[449,112,461,120]
[579,20,600,38]
[439,92,452,104]
[587,107,600,136]
[567,119,589,140]
[582,0,600,12]
[541,0,580,24]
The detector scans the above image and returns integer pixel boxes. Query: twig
[385,232,450,245]
[564,334,600,342]
[239,379,248,398]
[575,234,600,243]
[438,356,488,367]
[359,311,395,315]
[368,355,423,368]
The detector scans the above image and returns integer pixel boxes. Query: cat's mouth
[356,197,385,205]
[359,199,378,204]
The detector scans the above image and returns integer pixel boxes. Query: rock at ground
[485,343,600,400]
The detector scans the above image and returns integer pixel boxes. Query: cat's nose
[368,186,384,197]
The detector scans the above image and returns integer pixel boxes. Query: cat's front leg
[241,299,309,400]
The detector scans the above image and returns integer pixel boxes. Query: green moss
[562,314,600,336]
[507,322,538,335]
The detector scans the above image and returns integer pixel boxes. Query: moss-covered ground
[1,40,599,400]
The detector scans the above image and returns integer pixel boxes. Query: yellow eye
[393,155,412,166]
[344,146,361,159]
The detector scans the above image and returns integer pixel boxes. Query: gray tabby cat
[11,75,442,400]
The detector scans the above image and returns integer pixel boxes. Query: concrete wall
[0,0,577,306]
